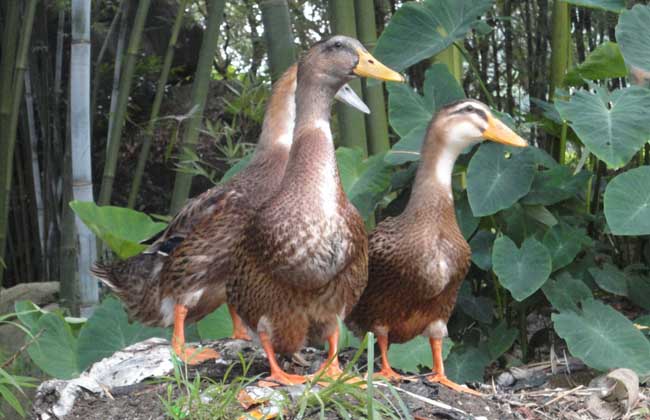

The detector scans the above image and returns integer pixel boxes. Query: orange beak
[353,49,405,83]
[482,115,528,147]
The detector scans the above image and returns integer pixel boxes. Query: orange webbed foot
[426,373,484,397]
[176,346,221,365]
[231,328,252,341]
[372,366,405,383]
[258,371,307,387]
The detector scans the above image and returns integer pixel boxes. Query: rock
[0,282,59,314]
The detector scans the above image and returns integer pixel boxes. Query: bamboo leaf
[604,166,650,235]
[373,0,493,72]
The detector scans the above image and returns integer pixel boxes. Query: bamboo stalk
[0,0,38,287]
[97,0,152,205]
[354,0,390,156]
[550,0,571,161]
[169,0,227,213]
[24,69,45,253]
[435,46,463,82]
[259,0,296,82]
[71,0,99,316]
[128,0,188,209]
[105,0,129,153]
[329,0,368,155]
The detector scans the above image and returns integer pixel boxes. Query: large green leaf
[27,313,80,379]
[627,275,650,311]
[564,0,624,12]
[455,193,479,240]
[588,263,628,296]
[336,147,393,221]
[564,42,627,86]
[196,305,234,340]
[373,0,493,72]
[542,272,592,312]
[444,345,490,384]
[553,299,650,376]
[388,336,453,373]
[555,87,650,169]
[487,321,518,362]
[616,4,650,72]
[604,166,650,235]
[220,153,253,183]
[469,230,495,271]
[542,223,586,271]
[492,235,552,301]
[385,65,465,165]
[466,143,535,216]
[456,282,493,324]
[70,201,167,259]
[77,297,170,370]
[522,166,591,206]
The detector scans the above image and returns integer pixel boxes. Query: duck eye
[465,105,475,112]
[334,41,342,48]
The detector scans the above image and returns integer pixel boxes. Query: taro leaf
[487,321,518,361]
[77,297,170,370]
[564,0,624,12]
[467,143,535,216]
[197,305,234,340]
[14,300,43,331]
[470,229,495,271]
[522,166,591,206]
[492,235,552,301]
[373,0,493,72]
[70,201,167,259]
[604,166,650,236]
[220,153,252,183]
[457,282,493,324]
[616,4,650,72]
[564,42,627,86]
[336,147,393,221]
[542,272,593,312]
[542,223,585,271]
[445,345,490,384]
[555,87,650,169]
[553,299,650,376]
[524,205,559,228]
[627,275,650,311]
[388,336,453,373]
[456,193,479,240]
[386,65,465,165]
[337,319,361,349]
[530,98,563,125]
[27,313,80,379]
[588,263,629,296]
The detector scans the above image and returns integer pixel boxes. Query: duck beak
[353,49,405,83]
[482,115,528,147]
[334,84,370,114]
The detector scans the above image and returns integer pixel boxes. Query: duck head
[298,35,404,91]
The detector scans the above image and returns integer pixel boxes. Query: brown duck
[91,64,369,365]
[227,36,404,385]
[346,100,527,395]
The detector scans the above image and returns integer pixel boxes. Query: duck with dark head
[346,99,527,396]
[228,35,404,386]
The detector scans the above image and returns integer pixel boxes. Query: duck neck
[406,125,465,214]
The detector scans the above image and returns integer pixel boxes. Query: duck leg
[228,304,251,340]
[314,325,343,379]
[171,304,220,365]
[373,335,403,382]
[259,331,306,386]
[426,337,483,396]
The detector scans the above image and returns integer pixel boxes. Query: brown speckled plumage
[227,38,370,355]
[92,66,298,327]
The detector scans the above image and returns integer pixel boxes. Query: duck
[345,99,527,395]
[91,64,369,365]
[227,35,404,386]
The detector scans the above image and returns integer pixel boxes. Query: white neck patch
[313,118,337,218]
[277,88,296,148]
[435,122,481,190]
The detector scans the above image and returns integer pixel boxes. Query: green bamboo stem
[128,0,188,208]
[435,46,463,82]
[354,0,390,156]
[169,0,226,213]
[0,0,38,287]
[259,0,296,82]
[97,0,152,205]
[550,0,571,163]
[329,0,368,155]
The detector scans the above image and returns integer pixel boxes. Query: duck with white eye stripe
[346,99,527,396]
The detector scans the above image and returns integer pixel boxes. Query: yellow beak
[482,115,528,147]
[353,49,405,83]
